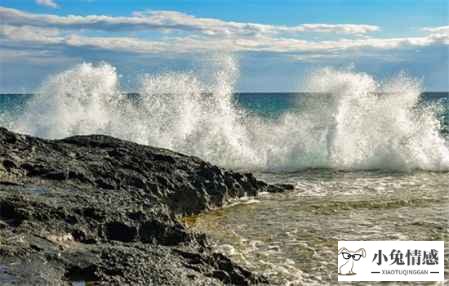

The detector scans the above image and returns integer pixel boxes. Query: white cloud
[0,6,378,36]
[1,27,446,57]
[0,24,61,44]
[64,34,170,53]
[422,25,449,34]
[0,7,447,61]
[35,0,59,9]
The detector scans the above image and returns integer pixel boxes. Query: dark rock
[0,128,272,285]
[64,265,99,283]
[140,218,189,246]
[104,222,137,242]
[2,159,17,171]
[276,183,295,191]
[266,183,295,193]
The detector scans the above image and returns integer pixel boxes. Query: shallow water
[188,171,449,285]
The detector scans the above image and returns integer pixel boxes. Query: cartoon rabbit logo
[338,247,366,275]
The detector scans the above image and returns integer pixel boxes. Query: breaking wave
[4,56,449,172]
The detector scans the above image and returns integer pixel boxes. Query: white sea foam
[6,56,449,171]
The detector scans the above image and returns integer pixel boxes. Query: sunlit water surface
[188,171,449,285]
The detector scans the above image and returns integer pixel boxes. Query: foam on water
[189,170,449,285]
[4,56,449,171]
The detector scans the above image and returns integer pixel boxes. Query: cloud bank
[0,7,379,36]
[1,6,447,59]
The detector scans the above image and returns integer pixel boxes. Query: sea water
[188,171,448,285]
[0,56,448,285]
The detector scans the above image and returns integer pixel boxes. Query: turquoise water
[237,92,449,119]
[0,94,31,116]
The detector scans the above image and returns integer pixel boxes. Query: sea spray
[15,62,123,139]
[265,68,449,171]
[135,56,258,167]
[5,57,449,171]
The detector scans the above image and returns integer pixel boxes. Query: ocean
[0,62,448,285]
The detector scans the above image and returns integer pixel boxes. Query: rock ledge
[0,128,292,285]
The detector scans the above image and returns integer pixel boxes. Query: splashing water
[14,62,124,139]
[255,68,449,171]
[131,56,258,166]
[4,57,449,172]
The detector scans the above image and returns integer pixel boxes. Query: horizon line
[1,91,449,95]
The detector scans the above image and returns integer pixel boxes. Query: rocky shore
[0,128,290,285]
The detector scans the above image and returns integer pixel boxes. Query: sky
[0,0,448,92]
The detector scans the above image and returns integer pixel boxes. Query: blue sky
[0,0,448,92]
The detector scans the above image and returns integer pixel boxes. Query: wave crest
[6,57,449,172]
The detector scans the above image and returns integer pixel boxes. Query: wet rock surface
[0,128,292,285]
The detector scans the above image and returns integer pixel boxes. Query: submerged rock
[0,128,272,285]
[266,183,295,193]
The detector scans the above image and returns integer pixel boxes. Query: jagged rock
[0,128,274,285]
[266,183,295,193]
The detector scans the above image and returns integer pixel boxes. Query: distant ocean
[0,62,448,285]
